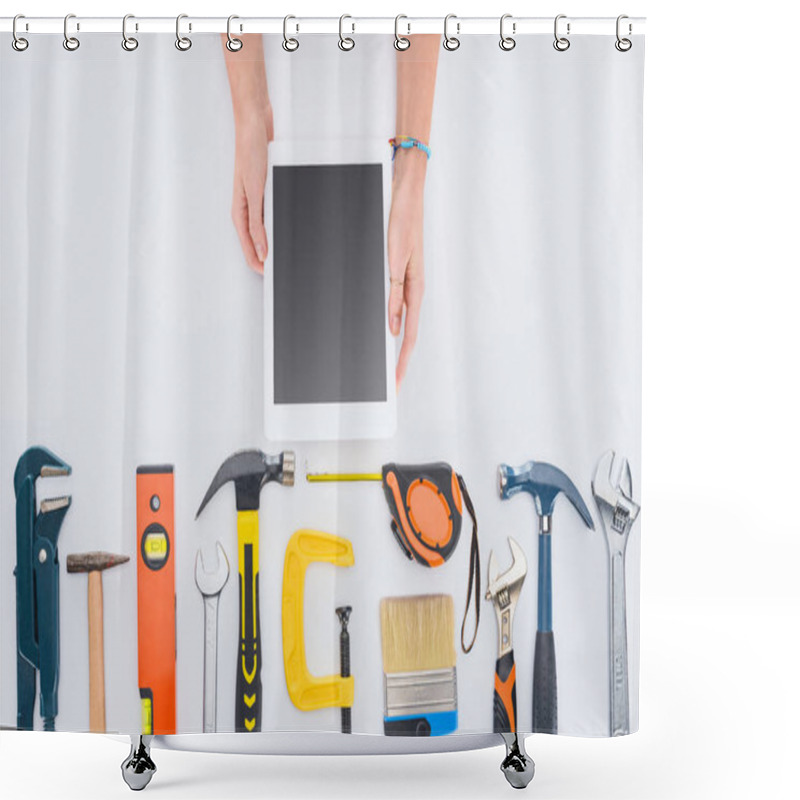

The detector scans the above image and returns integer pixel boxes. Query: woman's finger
[231,182,263,273]
[387,277,405,336]
[245,175,268,265]
[395,269,424,387]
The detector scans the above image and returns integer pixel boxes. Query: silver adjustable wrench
[194,542,230,733]
[485,537,527,734]
[486,537,534,790]
[592,450,640,736]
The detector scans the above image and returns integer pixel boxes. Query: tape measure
[307,461,481,652]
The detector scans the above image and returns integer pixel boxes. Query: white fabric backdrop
[0,33,643,739]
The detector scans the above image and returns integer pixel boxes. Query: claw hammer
[498,460,594,734]
[196,450,294,732]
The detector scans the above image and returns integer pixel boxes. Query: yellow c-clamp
[282,529,354,711]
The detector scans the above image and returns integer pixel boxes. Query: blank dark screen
[272,164,387,404]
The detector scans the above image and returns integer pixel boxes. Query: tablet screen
[272,164,388,405]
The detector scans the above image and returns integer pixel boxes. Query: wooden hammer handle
[87,570,105,733]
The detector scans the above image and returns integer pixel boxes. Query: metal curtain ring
[338,14,355,51]
[63,13,80,51]
[615,14,632,51]
[226,15,243,52]
[176,14,192,51]
[443,14,460,51]
[394,15,410,51]
[283,15,299,52]
[553,14,570,51]
[499,14,516,51]
[12,14,29,52]
[121,14,138,51]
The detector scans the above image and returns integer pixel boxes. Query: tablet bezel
[264,139,396,441]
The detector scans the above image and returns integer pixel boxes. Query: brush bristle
[380,594,455,673]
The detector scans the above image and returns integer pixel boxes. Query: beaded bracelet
[389,136,432,161]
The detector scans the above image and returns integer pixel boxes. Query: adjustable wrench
[485,537,527,734]
[592,450,640,736]
[194,542,230,733]
[14,447,71,731]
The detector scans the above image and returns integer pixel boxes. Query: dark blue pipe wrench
[14,447,72,731]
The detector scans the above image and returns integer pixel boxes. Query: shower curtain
[1,26,644,740]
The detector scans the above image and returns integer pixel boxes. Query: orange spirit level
[136,465,176,735]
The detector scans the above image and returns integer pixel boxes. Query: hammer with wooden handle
[67,551,129,733]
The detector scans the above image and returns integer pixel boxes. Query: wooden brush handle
[87,570,105,733]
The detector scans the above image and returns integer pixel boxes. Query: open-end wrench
[194,542,230,733]
[592,450,640,736]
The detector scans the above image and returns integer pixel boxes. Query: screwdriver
[307,462,482,652]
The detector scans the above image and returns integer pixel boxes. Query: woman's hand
[223,34,272,273]
[231,105,273,273]
[388,150,428,388]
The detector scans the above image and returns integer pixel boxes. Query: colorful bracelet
[389,136,432,161]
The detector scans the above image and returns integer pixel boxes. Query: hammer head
[14,446,71,498]
[66,551,130,574]
[498,460,594,530]
[196,449,295,517]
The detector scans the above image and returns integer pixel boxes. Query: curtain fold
[2,31,643,740]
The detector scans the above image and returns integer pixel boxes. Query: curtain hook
[282,15,299,52]
[443,14,460,51]
[615,14,632,52]
[553,14,570,52]
[394,15,410,51]
[121,14,138,51]
[338,14,355,51]
[176,14,192,51]
[226,15,243,52]
[63,13,80,51]
[499,14,516,51]
[12,14,29,52]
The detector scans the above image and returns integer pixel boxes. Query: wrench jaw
[194,541,230,597]
[592,450,640,541]
[485,538,527,658]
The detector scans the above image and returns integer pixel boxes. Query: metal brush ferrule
[384,668,457,718]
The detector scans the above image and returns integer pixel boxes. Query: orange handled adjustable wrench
[485,537,526,734]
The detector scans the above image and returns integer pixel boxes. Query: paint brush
[380,594,458,736]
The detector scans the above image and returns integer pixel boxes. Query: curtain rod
[1,16,646,36]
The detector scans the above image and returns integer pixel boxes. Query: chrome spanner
[194,541,229,733]
[486,537,534,788]
[592,450,640,736]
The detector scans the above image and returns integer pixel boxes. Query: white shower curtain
[1,30,643,739]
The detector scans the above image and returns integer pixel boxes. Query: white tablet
[264,139,396,441]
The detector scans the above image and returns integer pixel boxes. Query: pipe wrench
[485,537,527,734]
[592,450,640,736]
[195,542,230,733]
[14,447,71,731]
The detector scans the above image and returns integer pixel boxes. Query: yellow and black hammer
[196,449,294,732]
